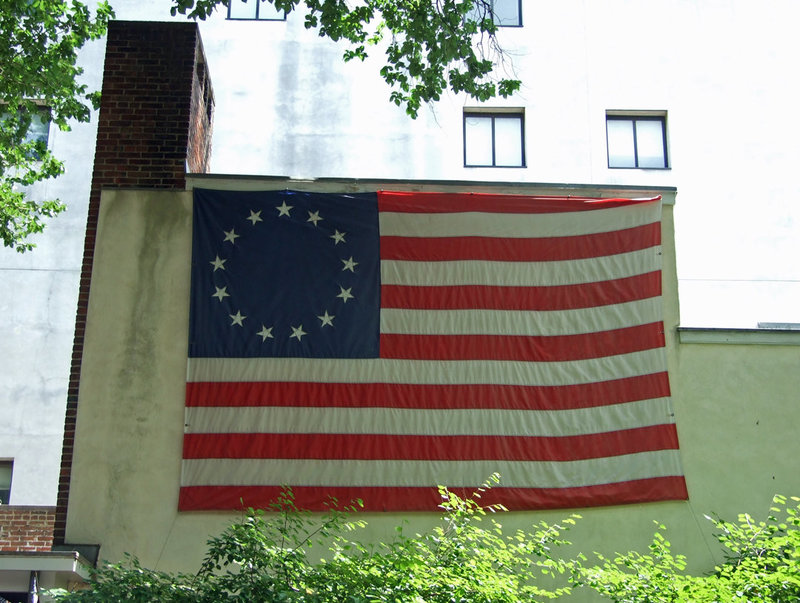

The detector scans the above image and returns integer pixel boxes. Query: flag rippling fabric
[180,188,687,511]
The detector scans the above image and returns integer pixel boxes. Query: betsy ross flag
[180,188,687,511]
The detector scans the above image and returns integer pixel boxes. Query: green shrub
[51,475,580,602]
[50,482,800,602]
[579,495,800,602]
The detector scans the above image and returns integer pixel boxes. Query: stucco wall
[62,183,798,597]
[0,35,106,506]
[674,340,800,515]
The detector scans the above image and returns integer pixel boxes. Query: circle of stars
[208,198,360,347]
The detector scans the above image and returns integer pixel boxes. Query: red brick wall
[0,507,55,552]
[55,21,213,544]
[188,46,214,173]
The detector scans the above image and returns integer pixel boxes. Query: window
[606,114,668,169]
[1,107,50,159]
[228,0,285,20]
[464,111,525,167]
[26,111,50,148]
[470,0,522,26]
[0,461,12,504]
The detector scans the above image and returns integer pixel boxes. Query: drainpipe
[28,570,39,603]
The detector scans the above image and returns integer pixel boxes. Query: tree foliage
[2,0,516,251]
[50,477,580,602]
[171,0,522,117]
[0,0,112,251]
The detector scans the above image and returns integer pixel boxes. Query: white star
[257,325,274,341]
[330,230,346,245]
[212,286,230,302]
[289,325,307,341]
[307,210,323,226]
[318,311,335,327]
[223,228,240,244]
[210,255,227,271]
[276,201,293,217]
[229,311,246,327]
[247,210,263,225]
[336,286,354,303]
[341,256,358,272]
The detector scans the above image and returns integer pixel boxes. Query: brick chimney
[55,21,214,544]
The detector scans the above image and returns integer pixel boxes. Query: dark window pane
[0,461,12,505]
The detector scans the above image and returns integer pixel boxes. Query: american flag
[180,189,687,511]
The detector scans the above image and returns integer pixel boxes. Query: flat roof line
[187,173,678,193]
[678,327,800,345]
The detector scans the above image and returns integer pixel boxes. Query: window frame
[470,0,523,27]
[488,0,523,27]
[1,105,51,161]
[0,460,12,505]
[463,110,526,168]
[227,0,286,21]
[606,113,669,169]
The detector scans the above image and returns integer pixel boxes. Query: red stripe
[185,372,671,410]
[380,323,665,362]
[377,190,661,214]
[381,272,662,311]
[380,223,660,262]
[178,476,687,512]
[183,424,680,462]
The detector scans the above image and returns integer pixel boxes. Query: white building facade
[2,0,799,509]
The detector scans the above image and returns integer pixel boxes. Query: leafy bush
[579,495,800,602]
[51,482,800,602]
[51,475,580,602]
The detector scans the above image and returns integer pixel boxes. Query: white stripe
[379,203,660,238]
[380,248,660,287]
[184,397,675,437]
[380,298,662,336]
[187,348,668,386]
[181,450,683,489]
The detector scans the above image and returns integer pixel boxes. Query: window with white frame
[470,0,522,26]
[0,460,12,504]
[464,111,525,167]
[228,0,285,21]
[606,114,668,169]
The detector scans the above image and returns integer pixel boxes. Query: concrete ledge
[185,174,678,204]
[0,550,92,591]
[0,551,90,575]
[677,327,800,345]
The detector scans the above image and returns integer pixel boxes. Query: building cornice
[677,327,800,346]
[185,174,678,204]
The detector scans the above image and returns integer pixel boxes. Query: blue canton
[190,189,380,358]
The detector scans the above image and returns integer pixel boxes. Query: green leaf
[1,0,112,250]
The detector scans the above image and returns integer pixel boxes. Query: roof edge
[185,174,678,204]
[677,327,800,346]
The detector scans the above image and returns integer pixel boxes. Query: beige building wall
[65,183,800,598]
